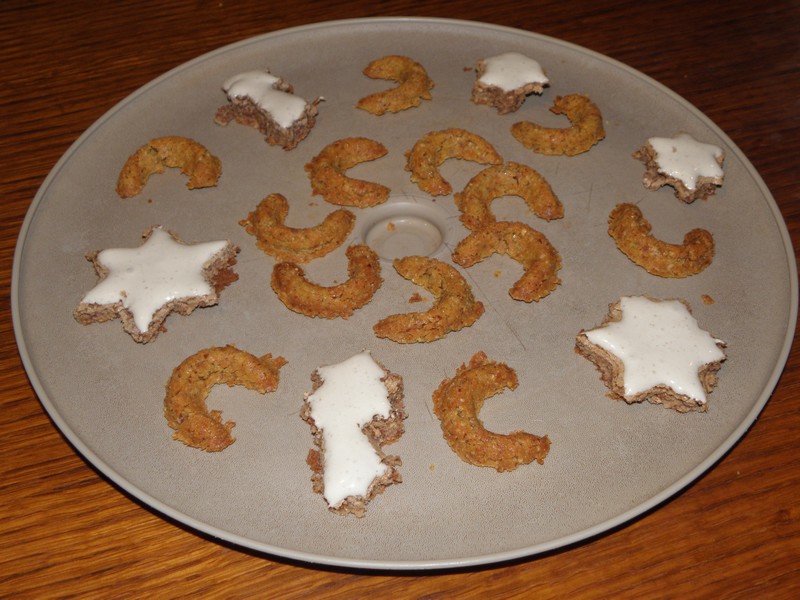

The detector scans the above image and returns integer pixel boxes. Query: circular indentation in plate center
[366,215,443,260]
[360,200,448,261]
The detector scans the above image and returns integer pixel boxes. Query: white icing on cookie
[584,296,725,404]
[306,351,391,509]
[648,133,724,190]
[222,70,308,129]
[81,227,227,334]
[478,52,548,91]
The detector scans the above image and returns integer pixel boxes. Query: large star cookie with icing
[74,226,239,343]
[575,296,726,412]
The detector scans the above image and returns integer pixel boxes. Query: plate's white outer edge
[11,16,799,570]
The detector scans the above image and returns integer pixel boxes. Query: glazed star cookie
[575,296,726,412]
[301,351,406,517]
[74,226,239,343]
[214,69,322,150]
[633,133,724,203]
[471,52,549,114]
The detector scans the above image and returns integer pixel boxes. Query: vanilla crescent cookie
[451,221,562,302]
[432,351,550,472]
[373,255,484,343]
[454,161,564,230]
[608,203,714,278]
[239,193,355,263]
[116,136,222,199]
[74,226,239,343]
[270,244,382,319]
[356,55,434,115]
[511,94,605,156]
[405,128,503,196]
[304,137,390,208]
[164,345,287,452]
[575,296,726,413]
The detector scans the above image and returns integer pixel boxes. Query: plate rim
[10,16,799,570]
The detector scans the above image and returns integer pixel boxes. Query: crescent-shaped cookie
[373,255,484,343]
[432,351,550,472]
[511,94,605,156]
[452,221,561,302]
[355,55,434,115]
[116,136,221,198]
[454,162,564,230]
[405,128,503,196]
[240,193,355,263]
[305,137,390,207]
[271,244,382,319]
[164,345,287,451]
[608,203,714,277]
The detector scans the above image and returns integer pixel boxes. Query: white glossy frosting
[81,227,227,334]
[479,52,548,91]
[307,352,391,508]
[223,70,308,129]
[649,133,724,190]
[584,296,725,403]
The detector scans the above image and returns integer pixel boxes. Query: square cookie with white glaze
[575,296,726,413]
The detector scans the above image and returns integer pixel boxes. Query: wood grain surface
[1,0,798,597]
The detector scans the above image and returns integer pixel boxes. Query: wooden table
[2,1,798,597]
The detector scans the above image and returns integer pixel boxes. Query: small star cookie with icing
[633,133,724,203]
[74,226,239,343]
[214,69,323,150]
[575,296,726,412]
[471,52,549,114]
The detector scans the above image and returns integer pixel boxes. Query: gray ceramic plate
[12,17,797,569]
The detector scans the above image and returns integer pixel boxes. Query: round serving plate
[12,17,797,569]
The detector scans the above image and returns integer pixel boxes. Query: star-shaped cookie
[575,296,726,412]
[634,133,725,203]
[74,226,239,342]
